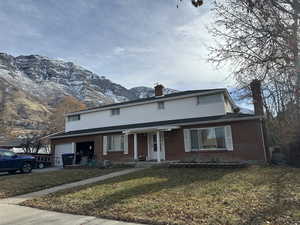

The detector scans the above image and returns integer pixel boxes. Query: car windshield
[0,150,16,157]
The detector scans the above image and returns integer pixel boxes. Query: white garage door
[54,143,74,167]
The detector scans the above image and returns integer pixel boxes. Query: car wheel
[8,170,17,175]
[21,163,32,173]
[38,162,45,169]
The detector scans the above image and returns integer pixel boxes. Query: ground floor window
[185,126,233,151]
[107,135,125,152]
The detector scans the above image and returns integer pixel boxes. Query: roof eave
[50,115,262,139]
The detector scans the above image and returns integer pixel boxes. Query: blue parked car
[0,149,35,174]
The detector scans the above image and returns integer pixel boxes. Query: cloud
[112,46,155,56]
[0,0,233,91]
[113,47,126,55]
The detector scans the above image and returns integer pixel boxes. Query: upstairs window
[68,114,80,122]
[196,96,201,105]
[158,101,165,109]
[111,108,120,116]
[196,95,221,105]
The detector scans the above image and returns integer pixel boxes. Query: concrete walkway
[0,168,142,205]
[0,168,146,225]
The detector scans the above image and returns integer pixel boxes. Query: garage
[54,143,75,167]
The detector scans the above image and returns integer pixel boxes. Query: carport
[54,141,95,167]
[75,142,94,165]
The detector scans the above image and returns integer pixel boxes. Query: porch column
[156,130,161,162]
[72,142,76,165]
[134,133,138,160]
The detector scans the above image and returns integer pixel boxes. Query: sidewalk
[0,168,145,225]
[0,204,144,225]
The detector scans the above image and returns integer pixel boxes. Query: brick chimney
[154,84,164,97]
[250,79,264,116]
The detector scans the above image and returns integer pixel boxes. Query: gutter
[174,115,262,127]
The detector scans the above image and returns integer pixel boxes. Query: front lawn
[23,166,300,225]
[0,168,122,199]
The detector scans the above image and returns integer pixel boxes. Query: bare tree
[209,0,300,144]
[48,96,86,133]
[20,132,48,154]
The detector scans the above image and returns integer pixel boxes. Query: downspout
[260,118,268,163]
[250,79,270,163]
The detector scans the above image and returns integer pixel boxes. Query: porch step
[168,162,248,168]
[116,161,168,168]
[134,162,161,168]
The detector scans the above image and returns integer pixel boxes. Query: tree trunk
[293,0,300,117]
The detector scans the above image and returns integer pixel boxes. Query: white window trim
[158,101,165,110]
[107,134,125,152]
[68,114,80,122]
[196,96,201,105]
[111,108,120,116]
[187,125,233,151]
[103,136,107,155]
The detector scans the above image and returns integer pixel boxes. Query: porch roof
[123,125,179,134]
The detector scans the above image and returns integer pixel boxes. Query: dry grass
[0,168,122,199]
[23,166,300,225]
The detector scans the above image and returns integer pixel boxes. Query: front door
[148,132,165,161]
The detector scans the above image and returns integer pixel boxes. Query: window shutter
[183,129,191,152]
[124,135,128,154]
[103,136,108,155]
[225,126,233,151]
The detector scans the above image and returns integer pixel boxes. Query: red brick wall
[51,119,266,163]
[50,134,101,160]
[164,119,266,162]
[51,132,147,162]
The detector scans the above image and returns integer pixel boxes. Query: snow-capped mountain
[130,86,177,99]
[0,52,177,135]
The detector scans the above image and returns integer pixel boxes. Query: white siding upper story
[224,96,234,113]
[65,92,235,132]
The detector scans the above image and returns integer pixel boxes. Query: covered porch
[123,126,179,162]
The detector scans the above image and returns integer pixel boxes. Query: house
[50,81,268,166]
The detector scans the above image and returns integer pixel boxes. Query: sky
[0,0,234,91]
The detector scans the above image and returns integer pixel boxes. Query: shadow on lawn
[78,167,240,212]
[23,166,300,225]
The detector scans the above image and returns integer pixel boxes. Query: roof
[51,113,260,139]
[67,88,230,116]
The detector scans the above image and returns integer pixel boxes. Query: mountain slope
[0,52,176,136]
